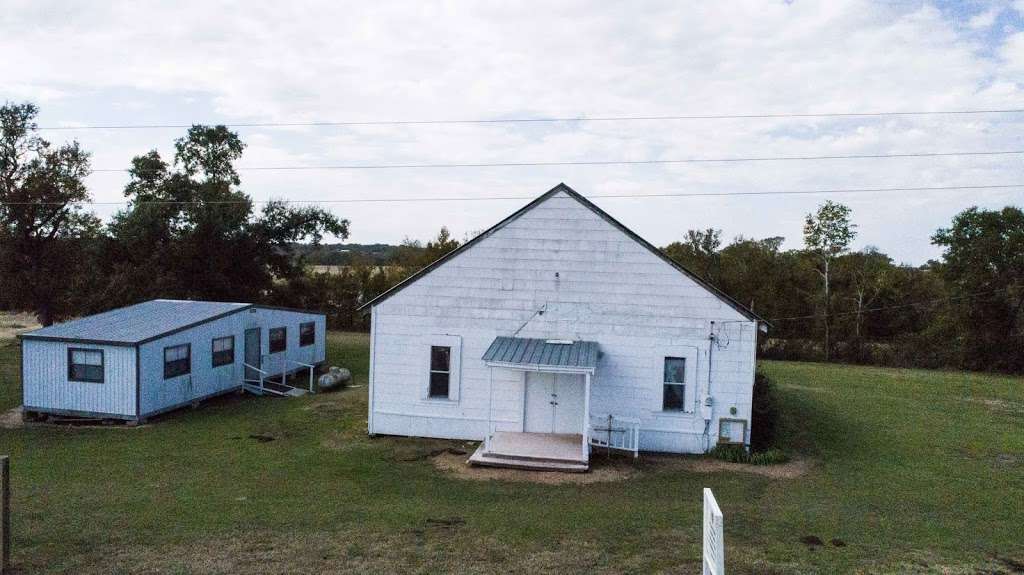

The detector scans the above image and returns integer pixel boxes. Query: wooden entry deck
[468,431,589,472]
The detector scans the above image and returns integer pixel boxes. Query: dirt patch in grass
[0,406,23,429]
[967,397,1024,415]
[675,455,813,479]
[430,451,638,484]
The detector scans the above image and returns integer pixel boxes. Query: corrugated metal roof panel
[20,300,252,344]
[482,336,600,371]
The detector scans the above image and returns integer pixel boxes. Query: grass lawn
[0,333,1022,573]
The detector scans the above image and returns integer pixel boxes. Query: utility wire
[3,183,1022,206]
[37,107,1024,130]
[88,149,1024,173]
[766,288,1010,322]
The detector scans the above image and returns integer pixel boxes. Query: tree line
[2,101,1022,373]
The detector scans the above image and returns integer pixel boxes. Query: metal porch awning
[481,336,599,374]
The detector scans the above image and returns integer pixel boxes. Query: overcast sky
[3,0,1024,264]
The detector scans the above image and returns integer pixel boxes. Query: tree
[663,228,722,283]
[392,226,461,271]
[101,125,349,306]
[932,206,1024,372]
[0,102,102,325]
[839,247,892,339]
[803,201,857,360]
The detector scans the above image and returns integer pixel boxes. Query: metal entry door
[244,328,261,381]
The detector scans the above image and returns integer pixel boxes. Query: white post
[703,488,725,575]
[486,367,493,453]
[582,371,591,460]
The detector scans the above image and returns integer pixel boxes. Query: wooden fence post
[1,455,9,574]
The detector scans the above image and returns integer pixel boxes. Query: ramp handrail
[243,362,268,394]
[589,413,641,458]
[287,359,317,394]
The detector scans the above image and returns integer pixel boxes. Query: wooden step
[468,445,589,473]
[483,449,588,465]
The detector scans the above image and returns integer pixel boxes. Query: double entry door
[523,372,584,435]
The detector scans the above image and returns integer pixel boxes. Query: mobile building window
[68,348,104,383]
[164,344,191,379]
[662,357,686,411]
[429,346,451,398]
[269,327,287,353]
[212,336,235,367]
[299,322,315,347]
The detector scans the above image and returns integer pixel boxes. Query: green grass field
[0,333,1022,574]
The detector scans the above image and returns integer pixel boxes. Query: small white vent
[545,339,573,345]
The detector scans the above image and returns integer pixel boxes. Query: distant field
[308,264,399,276]
[0,333,1022,573]
[0,311,40,339]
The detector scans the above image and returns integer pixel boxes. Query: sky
[3,0,1024,265]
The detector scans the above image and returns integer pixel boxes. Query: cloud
[2,0,1023,263]
[968,8,1000,29]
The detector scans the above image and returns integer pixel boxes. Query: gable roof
[20,300,253,346]
[358,183,763,322]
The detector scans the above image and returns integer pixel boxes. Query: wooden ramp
[468,432,589,473]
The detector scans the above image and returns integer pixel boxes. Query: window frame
[662,356,687,412]
[163,343,191,380]
[67,348,105,383]
[299,322,315,347]
[428,345,451,398]
[269,327,287,354]
[211,335,235,368]
[422,335,462,402]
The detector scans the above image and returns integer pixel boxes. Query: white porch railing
[588,414,641,458]
[703,488,725,575]
[243,362,268,394]
[287,359,317,394]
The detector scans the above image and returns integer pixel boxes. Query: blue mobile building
[19,300,326,423]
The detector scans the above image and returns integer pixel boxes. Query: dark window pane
[429,371,450,398]
[164,344,191,379]
[212,336,234,367]
[299,322,315,346]
[69,348,105,383]
[663,357,686,383]
[269,327,287,353]
[663,384,685,411]
[430,346,450,372]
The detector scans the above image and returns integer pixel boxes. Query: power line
[89,149,1024,173]
[37,107,1024,130]
[767,288,1009,322]
[2,183,1022,206]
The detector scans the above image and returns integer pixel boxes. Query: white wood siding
[370,191,758,453]
[22,340,137,418]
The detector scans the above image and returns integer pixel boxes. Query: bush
[750,371,780,453]
[708,444,789,465]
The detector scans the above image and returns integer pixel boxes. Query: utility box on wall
[718,418,747,445]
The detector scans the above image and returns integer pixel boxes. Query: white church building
[360,184,765,471]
